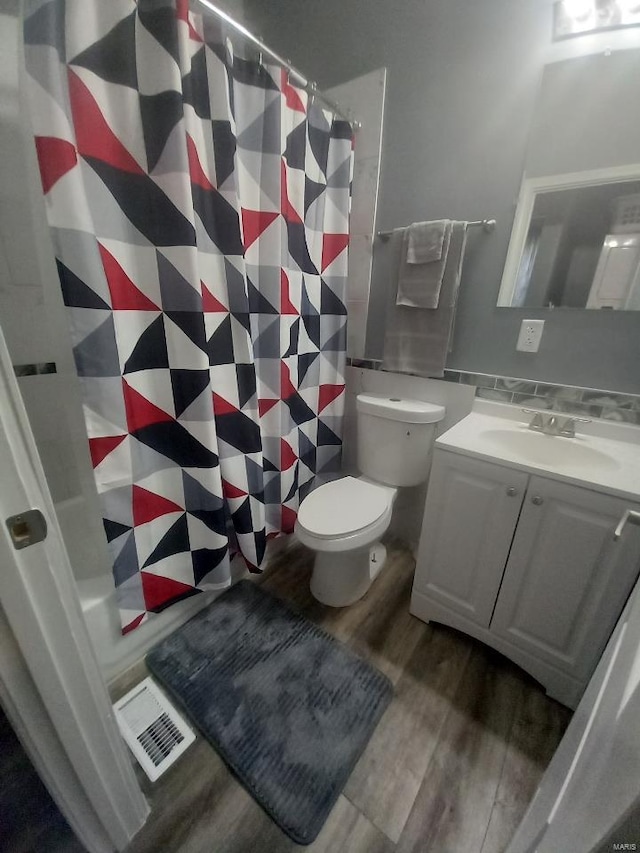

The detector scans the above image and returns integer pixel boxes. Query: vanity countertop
[436,400,640,502]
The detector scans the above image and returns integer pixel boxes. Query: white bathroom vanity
[412,400,640,708]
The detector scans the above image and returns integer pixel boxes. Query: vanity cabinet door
[491,476,640,682]
[413,451,528,628]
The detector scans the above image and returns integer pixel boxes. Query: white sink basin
[479,428,619,472]
[434,402,640,500]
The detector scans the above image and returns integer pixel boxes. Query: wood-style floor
[113,541,571,853]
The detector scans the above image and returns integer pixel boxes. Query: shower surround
[24,0,353,633]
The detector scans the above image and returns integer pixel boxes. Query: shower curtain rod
[194,0,361,130]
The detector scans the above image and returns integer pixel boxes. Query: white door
[491,476,640,682]
[586,233,640,309]
[0,327,148,851]
[507,533,640,853]
[413,451,527,627]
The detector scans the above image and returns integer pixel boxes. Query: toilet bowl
[295,476,397,607]
[295,393,446,607]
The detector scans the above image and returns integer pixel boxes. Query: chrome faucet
[522,409,591,437]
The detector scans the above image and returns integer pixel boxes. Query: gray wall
[527,51,640,178]
[244,0,640,393]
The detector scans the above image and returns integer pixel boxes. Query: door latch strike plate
[6,509,47,550]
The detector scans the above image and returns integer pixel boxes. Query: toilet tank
[356,394,445,487]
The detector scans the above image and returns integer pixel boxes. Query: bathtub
[76,574,221,683]
[55,494,233,682]
[56,493,291,682]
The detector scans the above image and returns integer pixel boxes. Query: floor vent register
[113,677,195,781]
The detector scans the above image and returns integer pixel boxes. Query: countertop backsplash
[346,359,640,425]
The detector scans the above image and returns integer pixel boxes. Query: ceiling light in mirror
[554,0,640,38]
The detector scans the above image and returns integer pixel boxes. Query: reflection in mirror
[512,178,640,309]
[497,47,640,314]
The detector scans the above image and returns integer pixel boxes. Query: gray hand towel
[383,221,468,378]
[406,219,449,264]
[396,220,452,310]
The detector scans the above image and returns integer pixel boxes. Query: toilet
[295,393,445,607]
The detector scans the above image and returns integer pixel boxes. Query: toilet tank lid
[356,393,445,424]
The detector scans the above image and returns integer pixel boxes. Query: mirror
[498,47,640,311]
[501,172,640,309]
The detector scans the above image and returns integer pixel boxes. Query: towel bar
[377,218,496,242]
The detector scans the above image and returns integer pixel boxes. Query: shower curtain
[23,0,353,633]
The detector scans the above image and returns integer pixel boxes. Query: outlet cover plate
[516,319,545,353]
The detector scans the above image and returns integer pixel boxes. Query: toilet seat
[296,476,394,539]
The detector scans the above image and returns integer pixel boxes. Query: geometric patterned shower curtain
[23,0,353,634]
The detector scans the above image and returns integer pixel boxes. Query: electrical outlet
[516,319,544,353]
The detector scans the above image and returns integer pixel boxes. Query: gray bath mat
[146,580,392,845]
